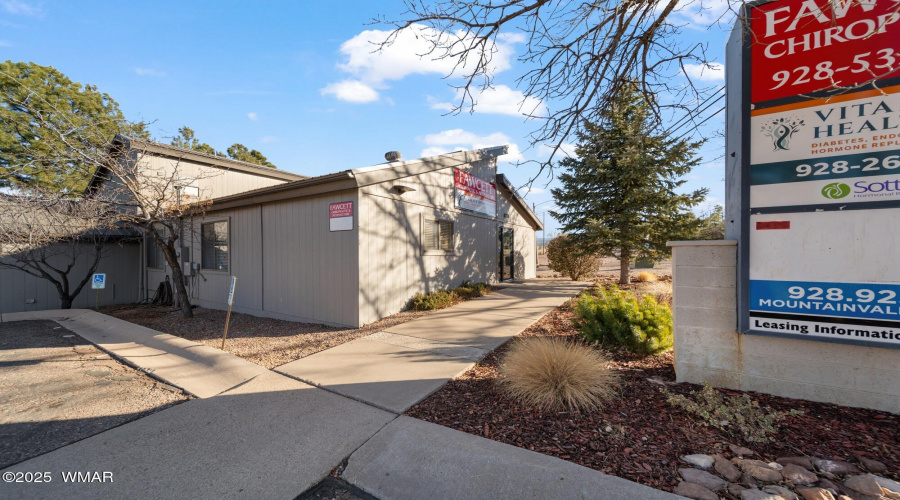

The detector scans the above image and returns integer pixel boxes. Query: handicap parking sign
[92,273,106,289]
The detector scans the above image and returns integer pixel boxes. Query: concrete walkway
[2,281,683,500]
[275,280,587,413]
[0,309,268,398]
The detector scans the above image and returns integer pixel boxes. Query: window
[201,221,229,271]
[424,219,454,252]
[146,236,165,268]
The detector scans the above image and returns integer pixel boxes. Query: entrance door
[499,228,514,282]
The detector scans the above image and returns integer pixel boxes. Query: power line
[664,91,726,136]
[661,88,725,134]
[672,106,726,142]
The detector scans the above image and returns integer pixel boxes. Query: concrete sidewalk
[2,281,683,499]
[0,309,268,398]
[345,416,679,500]
[276,280,588,413]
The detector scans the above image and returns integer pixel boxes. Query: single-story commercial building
[2,139,541,328]
[167,145,541,327]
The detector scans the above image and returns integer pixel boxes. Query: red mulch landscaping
[405,301,900,492]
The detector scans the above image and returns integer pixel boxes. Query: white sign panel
[91,273,106,290]
[227,276,237,306]
[750,89,900,208]
[329,201,353,232]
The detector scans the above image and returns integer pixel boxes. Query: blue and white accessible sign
[91,273,106,290]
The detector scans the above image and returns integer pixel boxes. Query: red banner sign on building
[453,169,496,217]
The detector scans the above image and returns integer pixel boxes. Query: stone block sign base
[668,240,898,413]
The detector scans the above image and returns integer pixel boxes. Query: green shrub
[662,383,802,443]
[546,234,601,281]
[574,285,673,354]
[408,282,493,311]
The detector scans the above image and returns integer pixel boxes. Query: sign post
[734,0,900,349]
[91,273,106,310]
[220,276,237,350]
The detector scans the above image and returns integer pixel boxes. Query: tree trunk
[60,297,73,309]
[170,264,193,318]
[619,248,631,285]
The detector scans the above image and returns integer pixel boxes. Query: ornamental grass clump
[574,285,673,355]
[498,337,619,411]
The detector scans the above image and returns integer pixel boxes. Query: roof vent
[384,151,402,162]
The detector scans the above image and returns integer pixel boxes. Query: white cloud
[420,129,523,163]
[2,0,42,16]
[0,40,11,47]
[431,85,544,117]
[324,23,521,104]
[518,186,545,195]
[247,112,258,121]
[320,79,379,103]
[260,136,278,143]
[134,67,166,77]
[683,62,724,82]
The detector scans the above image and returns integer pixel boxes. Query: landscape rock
[737,460,785,483]
[674,481,719,500]
[741,489,783,500]
[764,485,800,500]
[817,478,841,494]
[843,475,884,497]
[716,454,743,482]
[679,468,728,491]
[778,457,815,470]
[682,454,716,469]
[797,488,836,500]
[783,463,820,485]
[731,445,756,457]
[859,459,887,474]
[768,462,785,470]
[742,473,761,487]
[815,460,861,475]
[836,496,853,500]
[729,483,749,496]
[872,475,900,495]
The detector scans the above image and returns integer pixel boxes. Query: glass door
[500,228,514,281]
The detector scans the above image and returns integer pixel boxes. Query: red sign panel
[756,221,791,230]
[329,202,353,218]
[453,169,496,202]
[750,0,900,104]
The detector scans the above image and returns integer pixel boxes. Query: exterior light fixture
[392,185,416,195]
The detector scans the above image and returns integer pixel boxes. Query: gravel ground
[536,253,673,280]
[0,320,189,469]
[297,477,377,500]
[103,305,436,370]
[406,299,899,493]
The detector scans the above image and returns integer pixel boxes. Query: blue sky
[1,0,732,233]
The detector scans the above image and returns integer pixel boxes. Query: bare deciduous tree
[377,0,730,176]
[0,68,219,318]
[0,191,117,309]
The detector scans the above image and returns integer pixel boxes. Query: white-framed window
[146,236,165,269]
[424,218,454,252]
[201,221,229,271]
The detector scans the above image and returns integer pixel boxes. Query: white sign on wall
[329,201,354,232]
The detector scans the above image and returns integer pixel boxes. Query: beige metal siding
[174,190,359,326]
[357,158,536,325]
[0,242,140,314]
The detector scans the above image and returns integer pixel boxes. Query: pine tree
[551,84,707,284]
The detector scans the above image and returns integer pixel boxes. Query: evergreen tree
[170,126,222,156]
[0,61,148,193]
[226,143,276,168]
[551,84,707,284]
